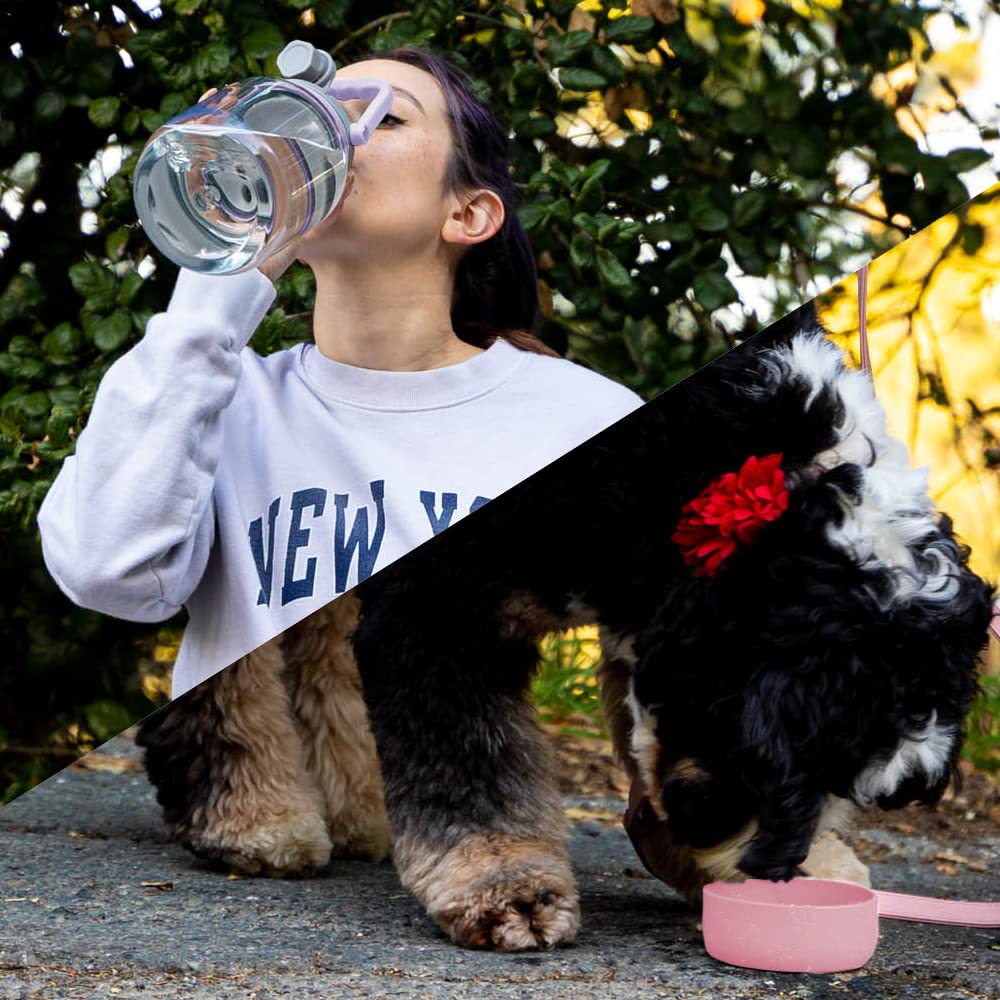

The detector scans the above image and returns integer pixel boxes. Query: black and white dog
[138,304,995,951]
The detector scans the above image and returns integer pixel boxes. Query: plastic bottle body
[133,77,351,275]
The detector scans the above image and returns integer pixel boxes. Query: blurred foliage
[532,624,606,737]
[2,0,1000,801]
[965,673,1000,775]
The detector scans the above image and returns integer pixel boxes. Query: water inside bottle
[134,84,350,275]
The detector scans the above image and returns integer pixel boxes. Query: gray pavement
[0,734,997,999]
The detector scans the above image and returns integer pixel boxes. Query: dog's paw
[187,810,333,877]
[402,835,580,951]
[800,830,871,886]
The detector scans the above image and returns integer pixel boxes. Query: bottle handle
[277,40,394,147]
[326,78,394,147]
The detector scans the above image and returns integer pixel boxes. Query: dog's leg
[137,638,331,876]
[351,598,579,952]
[282,592,392,862]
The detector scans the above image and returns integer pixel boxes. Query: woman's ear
[441,188,505,248]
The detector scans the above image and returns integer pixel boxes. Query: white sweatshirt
[37,267,645,697]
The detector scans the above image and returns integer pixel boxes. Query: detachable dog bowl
[702,877,1000,974]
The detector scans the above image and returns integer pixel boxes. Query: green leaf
[647,221,694,244]
[518,202,549,233]
[511,110,556,139]
[88,96,121,130]
[763,82,801,121]
[84,699,134,743]
[159,92,189,117]
[732,189,768,228]
[558,68,608,92]
[194,41,232,80]
[603,15,656,44]
[8,335,38,358]
[140,109,169,133]
[583,158,613,184]
[105,228,130,262]
[571,231,593,270]
[48,386,80,408]
[175,0,205,13]
[0,62,29,101]
[575,174,605,213]
[241,24,285,61]
[118,272,144,307]
[692,271,738,311]
[512,62,546,95]
[595,247,631,293]
[69,262,118,311]
[92,312,132,353]
[122,109,141,136]
[689,197,729,233]
[788,130,828,178]
[590,45,627,85]
[547,30,593,66]
[16,391,50,419]
[726,103,764,137]
[945,147,992,174]
[548,198,573,225]
[41,324,82,358]
[34,90,66,124]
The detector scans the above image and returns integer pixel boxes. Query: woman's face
[297,58,490,265]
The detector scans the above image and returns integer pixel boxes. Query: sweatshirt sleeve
[36,266,277,622]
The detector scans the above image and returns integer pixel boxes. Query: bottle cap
[277,41,336,87]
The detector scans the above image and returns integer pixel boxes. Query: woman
[37,49,645,699]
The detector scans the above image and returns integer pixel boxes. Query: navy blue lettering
[334,480,386,592]
[248,497,281,606]
[281,487,327,605]
[420,490,459,535]
[469,495,492,512]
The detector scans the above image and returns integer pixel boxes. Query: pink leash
[856,263,1000,645]
[874,889,1000,927]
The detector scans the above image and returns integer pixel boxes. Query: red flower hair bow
[671,452,790,577]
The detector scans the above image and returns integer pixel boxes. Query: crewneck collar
[299,336,530,411]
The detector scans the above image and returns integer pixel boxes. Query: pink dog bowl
[703,878,1000,974]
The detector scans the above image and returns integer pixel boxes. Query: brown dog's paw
[401,835,580,951]
[187,809,333,877]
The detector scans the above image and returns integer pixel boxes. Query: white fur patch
[625,681,666,818]
[851,711,956,805]
[765,331,962,606]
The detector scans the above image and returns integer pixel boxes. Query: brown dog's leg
[350,590,580,952]
[283,592,392,862]
[388,704,579,951]
[138,638,331,876]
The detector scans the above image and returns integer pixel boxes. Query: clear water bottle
[132,41,392,275]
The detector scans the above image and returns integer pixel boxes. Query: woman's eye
[378,114,404,128]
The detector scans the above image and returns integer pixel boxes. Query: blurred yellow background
[818,184,1000,672]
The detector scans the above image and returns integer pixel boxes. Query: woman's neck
[308,259,484,372]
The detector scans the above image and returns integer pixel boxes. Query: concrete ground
[0,734,997,999]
